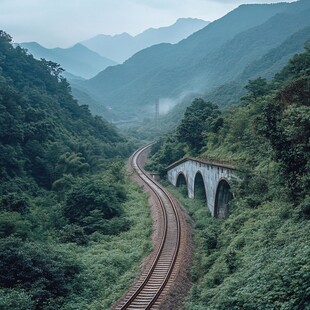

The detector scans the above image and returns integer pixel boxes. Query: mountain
[203,25,310,109]
[70,87,114,120]
[239,25,310,81]
[80,0,310,121]
[19,42,117,79]
[81,18,209,63]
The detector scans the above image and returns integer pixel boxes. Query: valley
[0,0,309,309]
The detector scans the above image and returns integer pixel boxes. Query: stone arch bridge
[166,158,237,218]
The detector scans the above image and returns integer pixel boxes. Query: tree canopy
[0,31,136,309]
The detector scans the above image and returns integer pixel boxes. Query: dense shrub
[0,211,31,239]
[64,177,127,235]
[0,237,80,309]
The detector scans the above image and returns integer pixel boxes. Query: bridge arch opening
[176,173,188,196]
[214,179,233,218]
[194,171,207,202]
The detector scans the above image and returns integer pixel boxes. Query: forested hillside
[147,45,310,309]
[0,31,130,190]
[81,0,310,121]
[0,31,152,309]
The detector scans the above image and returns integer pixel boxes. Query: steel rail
[116,144,181,310]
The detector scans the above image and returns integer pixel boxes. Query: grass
[58,179,153,310]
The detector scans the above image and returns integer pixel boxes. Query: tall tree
[177,98,221,153]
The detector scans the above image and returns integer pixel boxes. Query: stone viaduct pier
[166,158,237,218]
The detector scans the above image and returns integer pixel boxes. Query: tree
[40,59,64,80]
[258,48,310,200]
[244,77,269,100]
[0,237,80,308]
[63,177,127,234]
[177,98,221,153]
[0,30,12,43]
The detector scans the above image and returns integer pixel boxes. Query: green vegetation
[0,31,152,309]
[1,13,309,307]
[0,180,152,310]
[177,99,221,153]
[168,186,310,310]
[56,181,152,310]
[148,45,310,308]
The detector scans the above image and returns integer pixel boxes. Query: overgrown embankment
[0,31,152,309]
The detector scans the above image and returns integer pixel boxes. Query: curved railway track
[114,144,183,309]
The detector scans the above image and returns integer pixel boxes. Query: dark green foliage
[201,222,219,251]
[243,77,270,100]
[177,99,221,153]
[0,212,31,239]
[145,136,186,176]
[224,249,237,273]
[64,177,127,234]
[0,30,132,240]
[297,195,310,220]
[0,31,137,309]
[0,237,80,309]
[258,46,310,200]
[59,224,88,245]
[0,193,31,213]
[146,99,222,171]
[0,30,130,191]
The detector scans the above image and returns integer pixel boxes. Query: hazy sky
[0,0,295,48]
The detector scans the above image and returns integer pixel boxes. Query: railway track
[114,144,183,309]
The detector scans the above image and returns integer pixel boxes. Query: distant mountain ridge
[81,18,209,63]
[19,42,117,79]
[80,0,310,121]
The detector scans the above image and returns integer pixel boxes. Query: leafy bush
[59,224,88,245]
[0,289,34,310]
[0,193,31,213]
[0,237,80,309]
[64,177,127,235]
[297,195,310,220]
[59,180,152,310]
[0,211,31,239]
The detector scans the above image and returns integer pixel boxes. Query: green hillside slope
[0,31,152,309]
[172,22,310,113]
[1,35,126,190]
[147,45,310,309]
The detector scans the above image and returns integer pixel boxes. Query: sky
[0,0,296,48]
